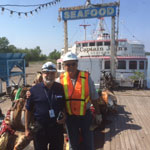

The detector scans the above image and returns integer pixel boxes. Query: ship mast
[97,0,110,40]
[80,24,91,41]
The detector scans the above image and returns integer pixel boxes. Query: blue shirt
[26,82,65,124]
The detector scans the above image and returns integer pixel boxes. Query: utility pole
[80,24,91,41]
[110,16,116,79]
[64,20,68,54]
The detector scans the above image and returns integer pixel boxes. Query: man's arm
[88,75,102,124]
[25,89,34,138]
[25,109,32,138]
[88,76,100,113]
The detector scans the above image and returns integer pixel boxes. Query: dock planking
[103,90,150,150]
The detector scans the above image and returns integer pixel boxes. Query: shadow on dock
[93,104,142,150]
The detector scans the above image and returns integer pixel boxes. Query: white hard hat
[42,62,56,72]
[63,52,78,62]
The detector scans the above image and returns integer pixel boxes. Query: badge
[49,109,55,118]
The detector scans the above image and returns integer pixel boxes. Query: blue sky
[0,0,150,55]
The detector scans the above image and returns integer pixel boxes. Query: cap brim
[42,69,56,72]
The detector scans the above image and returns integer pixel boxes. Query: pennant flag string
[0,0,61,17]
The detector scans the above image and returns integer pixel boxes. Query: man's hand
[57,112,66,124]
[25,129,32,140]
[95,114,102,125]
[26,91,31,99]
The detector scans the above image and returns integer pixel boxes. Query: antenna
[80,24,91,41]
[85,0,91,6]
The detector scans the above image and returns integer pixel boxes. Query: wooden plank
[118,96,133,150]
[103,90,150,150]
[132,96,150,150]
[103,127,111,150]
[123,92,150,150]
[121,97,137,150]
[110,116,116,150]
[124,96,145,150]
[114,115,121,150]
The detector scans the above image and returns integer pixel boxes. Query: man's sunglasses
[65,63,77,67]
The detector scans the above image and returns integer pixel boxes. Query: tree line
[0,37,61,62]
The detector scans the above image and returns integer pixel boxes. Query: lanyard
[44,88,53,109]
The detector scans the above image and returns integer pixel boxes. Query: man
[25,62,65,150]
[59,52,102,150]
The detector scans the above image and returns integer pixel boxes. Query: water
[147,56,150,88]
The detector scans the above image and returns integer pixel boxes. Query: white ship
[57,18,148,89]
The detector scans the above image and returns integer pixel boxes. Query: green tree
[0,37,47,62]
[0,37,9,52]
[48,49,61,60]
[145,52,150,56]
[7,45,17,53]
[130,71,145,81]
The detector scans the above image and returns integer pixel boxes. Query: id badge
[49,109,55,118]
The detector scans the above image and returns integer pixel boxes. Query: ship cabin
[57,39,147,88]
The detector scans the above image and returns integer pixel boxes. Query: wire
[0,4,45,7]
[0,0,60,7]
[68,28,79,46]
[120,20,139,41]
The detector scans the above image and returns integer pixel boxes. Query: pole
[85,26,86,41]
[80,24,91,41]
[64,20,68,54]
[110,16,116,78]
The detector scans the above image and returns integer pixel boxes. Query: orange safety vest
[60,71,90,116]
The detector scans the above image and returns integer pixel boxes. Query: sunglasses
[65,63,77,67]
[42,71,55,74]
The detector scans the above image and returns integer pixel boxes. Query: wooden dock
[1,89,150,150]
[103,90,150,150]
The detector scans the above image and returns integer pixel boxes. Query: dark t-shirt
[26,82,65,124]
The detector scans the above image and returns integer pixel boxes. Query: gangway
[0,53,26,88]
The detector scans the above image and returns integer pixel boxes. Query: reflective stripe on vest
[60,71,90,115]
[63,72,72,115]
[80,71,85,115]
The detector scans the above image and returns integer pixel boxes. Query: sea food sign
[62,6,116,21]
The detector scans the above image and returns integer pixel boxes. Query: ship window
[119,47,122,50]
[118,61,126,69]
[104,42,110,46]
[129,61,137,69]
[124,47,127,50]
[76,43,81,47]
[146,61,148,69]
[100,47,103,51]
[97,42,102,46]
[58,62,61,70]
[82,43,88,47]
[89,42,95,46]
[139,61,144,69]
[105,61,110,69]
[107,46,110,50]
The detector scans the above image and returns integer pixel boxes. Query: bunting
[0,0,60,17]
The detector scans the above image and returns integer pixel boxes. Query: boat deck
[103,89,150,150]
